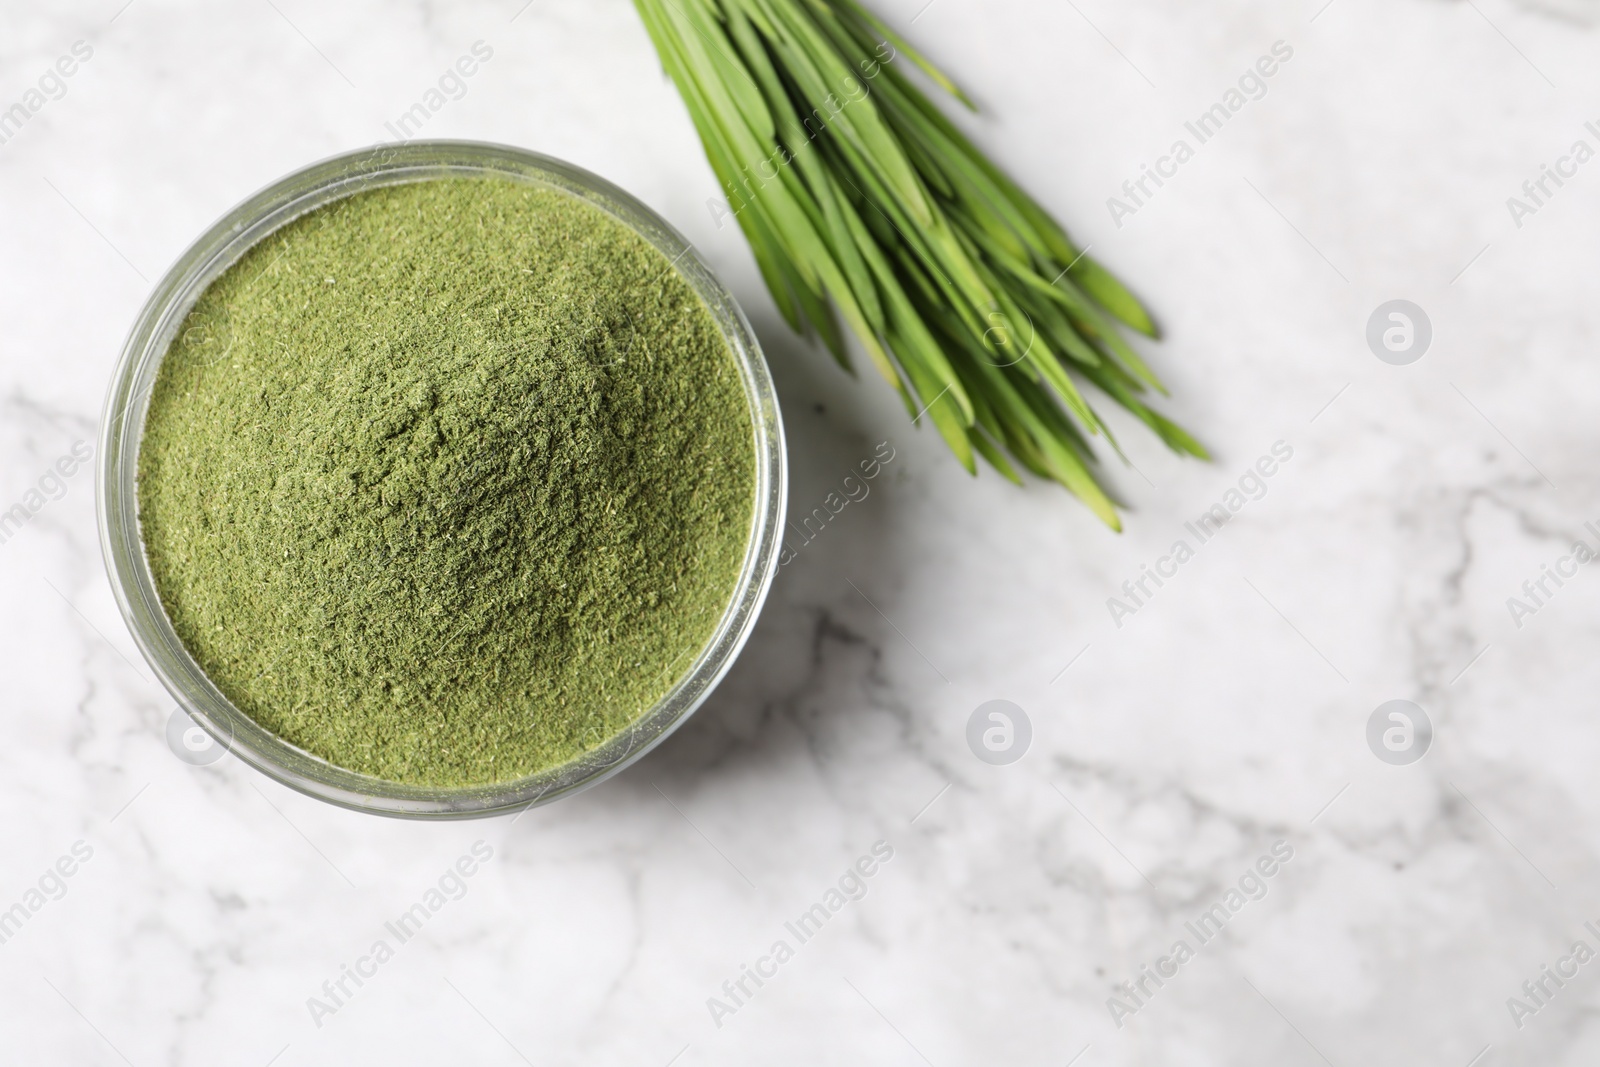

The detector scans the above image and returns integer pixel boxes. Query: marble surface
[4,0,1600,1063]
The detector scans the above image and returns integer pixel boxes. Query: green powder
[138,177,756,787]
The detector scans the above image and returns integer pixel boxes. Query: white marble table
[4,0,1600,1063]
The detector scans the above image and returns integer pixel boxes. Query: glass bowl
[97,141,787,818]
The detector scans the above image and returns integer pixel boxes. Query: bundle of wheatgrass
[633,0,1205,527]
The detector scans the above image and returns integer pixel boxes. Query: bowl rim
[97,140,787,819]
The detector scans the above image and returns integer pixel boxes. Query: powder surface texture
[138,176,755,787]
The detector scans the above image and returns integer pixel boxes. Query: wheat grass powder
[137,177,756,787]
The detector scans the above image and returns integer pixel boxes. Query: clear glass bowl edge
[96,140,788,819]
